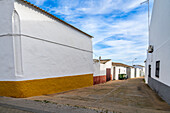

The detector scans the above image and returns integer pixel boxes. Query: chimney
[99,56,101,61]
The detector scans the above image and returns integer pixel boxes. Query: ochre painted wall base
[0,74,93,98]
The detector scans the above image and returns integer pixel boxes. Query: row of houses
[93,58,145,85]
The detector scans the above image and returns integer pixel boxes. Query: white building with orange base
[0,0,93,98]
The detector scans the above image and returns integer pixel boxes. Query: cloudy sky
[26,0,154,66]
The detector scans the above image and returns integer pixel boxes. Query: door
[113,67,116,80]
[106,68,111,81]
[135,68,136,77]
[148,65,151,77]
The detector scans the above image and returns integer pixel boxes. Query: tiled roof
[100,59,111,64]
[19,0,93,38]
[134,65,145,67]
[93,59,99,63]
[112,62,133,68]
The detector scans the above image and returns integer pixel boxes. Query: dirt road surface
[0,78,170,113]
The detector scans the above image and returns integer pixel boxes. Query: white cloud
[28,0,47,6]
[27,0,154,65]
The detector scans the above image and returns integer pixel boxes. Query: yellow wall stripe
[0,74,93,98]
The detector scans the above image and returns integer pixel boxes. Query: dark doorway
[113,67,116,80]
[149,65,151,77]
[135,68,136,77]
[106,68,111,81]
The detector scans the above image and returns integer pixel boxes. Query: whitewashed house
[133,65,145,77]
[0,0,93,97]
[112,62,144,80]
[126,66,135,79]
[145,0,170,104]
[134,68,141,78]
[112,62,127,80]
[93,59,112,85]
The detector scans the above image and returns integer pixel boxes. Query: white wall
[100,60,112,76]
[133,65,145,76]
[147,0,170,86]
[0,0,16,81]
[11,0,93,81]
[135,68,141,78]
[93,61,100,76]
[113,66,127,80]
[130,68,135,78]
[0,36,16,81]
[0,0,14,34]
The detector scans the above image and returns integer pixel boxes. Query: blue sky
[26,0,154,66]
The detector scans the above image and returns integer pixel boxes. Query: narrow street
[0,78,170,113]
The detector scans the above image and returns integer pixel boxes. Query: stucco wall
[135,68,141,78]
[130,68,135,78]
[12,0,93,81]
[113,66,127,80]
[100,60,112,76]
[0,0,16,81]
[0,0,14,34]
[147,0,170,87]
[93,61,100,76]
[0,36,15,81]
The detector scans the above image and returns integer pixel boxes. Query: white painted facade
[130,68,135,78]
[145,0,170,87]
[112,65,127,80]
[100,60,112,76]
[133,65,145,77]
[93,60,100,76]
[0,0,93,81]
[135,68,141,78]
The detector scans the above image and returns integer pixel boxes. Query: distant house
[112,62,127,80]
[134,68,141,78]
[126,66,135,79]
[112,62,145,80]
[145,0,170,104]
[93,59,112,85]
[133,65,145,77]
[0,0,93,98]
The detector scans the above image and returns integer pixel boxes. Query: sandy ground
[0,78,170,113]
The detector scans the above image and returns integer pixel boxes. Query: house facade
[112,62,144,80]
[93,59,112,85]
[145,0,170,104]
[126,66,135,79]
[0,0,93,97]
[112,62,127,80]
[133,65,145,77]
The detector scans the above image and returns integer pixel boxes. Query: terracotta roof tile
[112,62,133,68]
[100,59,111,64]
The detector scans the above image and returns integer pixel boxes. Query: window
[148,65,151,77]
[155,61,160,78]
